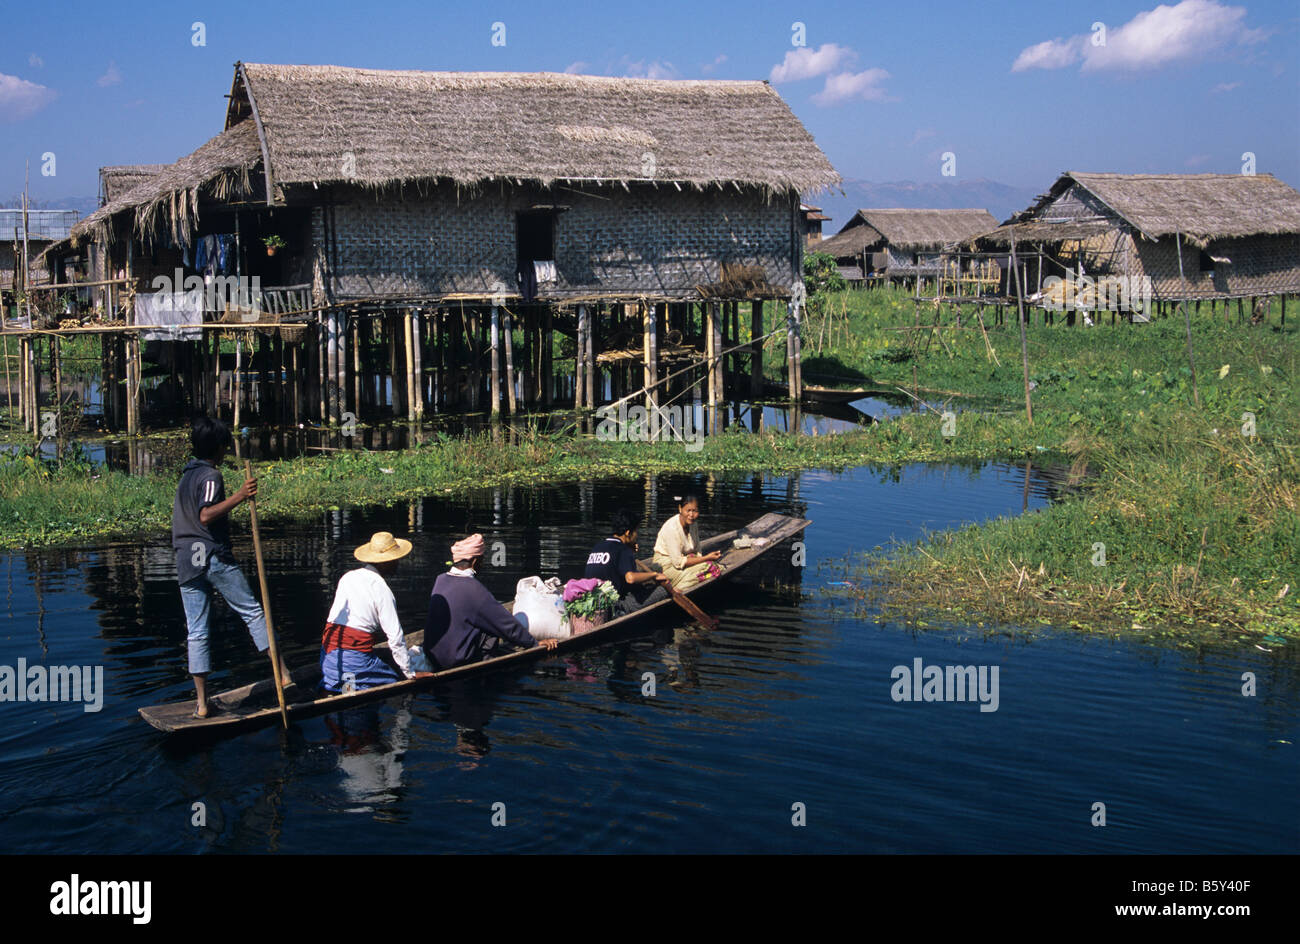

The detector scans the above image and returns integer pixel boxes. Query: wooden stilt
[587,304,597,407]
[750,300,764,398]
[503,307,516,415]
[542,306,553,407]
[579,302,590,405]
[489,305,501,418]
[233,334,243,430]
[469,308,481,411]
[644,300,658,436]
[317,314,327,422]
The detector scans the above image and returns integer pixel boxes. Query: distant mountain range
[1,195,99,218]
[812,178,1041,232]
[10,180,1040,238]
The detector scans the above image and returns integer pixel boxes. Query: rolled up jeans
[179,557,269,675]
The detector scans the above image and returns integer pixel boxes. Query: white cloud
[770,43,854,83]
[1011,38,1082,72]
[910,127,936,146]
[623,58,678,80]
[701,53,727,75]
[1211,80,1241,92]
[563,61,588,74]
[28,53,44,68]
[0,72,56,121]
[812,68,891,106]
[1012,0,1266,74]
[97,61,122,87]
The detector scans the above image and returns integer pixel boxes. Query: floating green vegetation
[807,290,1299,641]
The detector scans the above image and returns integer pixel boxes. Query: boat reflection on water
[322,701,412,816]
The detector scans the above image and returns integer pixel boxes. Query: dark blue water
[0,463,1295,853]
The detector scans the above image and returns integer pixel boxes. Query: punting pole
[244,459,289,729]
[637,561,718,630]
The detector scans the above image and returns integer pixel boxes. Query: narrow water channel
[1,463,1294,853]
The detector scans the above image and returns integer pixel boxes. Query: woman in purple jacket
[424,534,559,669]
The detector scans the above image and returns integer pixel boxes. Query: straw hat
[354,531,412,563]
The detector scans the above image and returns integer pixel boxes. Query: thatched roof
[825,208,998,252]
[984,172,1300,246]
[100,164,167,204]
[812,222,881,258]
[228,63,839,195]
[72,122,262,247]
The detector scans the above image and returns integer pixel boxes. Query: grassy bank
[0,419,1068,549]
[803,287,1299,638]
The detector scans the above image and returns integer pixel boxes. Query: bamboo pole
[233,335,242,429]
[1175,232,1199,406]
[542,306,553,407]
[244,459,289,729]
[750,300,764,397]
[412,309,424,419]
[707,302,718,406]
[585,304,596,408]
[503,307,516,415]
[1010,233,1033,424]
[404,309,416,421]
[576,304,588,408]
[489,305,501,418]
[644,301,658,437]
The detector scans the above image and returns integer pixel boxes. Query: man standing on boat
[584,509,671,615]
[321,532,431,692]
[172,416,291,718]
[424,533,559,669]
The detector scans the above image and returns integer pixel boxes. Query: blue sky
[3,0,1297,209]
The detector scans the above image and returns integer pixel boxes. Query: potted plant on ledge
[263,234,287,257]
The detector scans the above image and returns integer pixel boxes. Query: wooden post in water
[316,314,326,423]
[706,301,718,409]
[489,305,501,418]
[750,299,764,398]
[586,305,597,409]
[503,307,516,415]
[644,300,658,436]
[233,334,242,429]
[542,306,553,407]
[785,299,797,401]
[575,304,587,408]
[1010,233,1033,424]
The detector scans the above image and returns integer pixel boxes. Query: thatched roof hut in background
[967,172,1300,301]
[100,165,167,204]
[816,208,997,283]
[801,203,829,246]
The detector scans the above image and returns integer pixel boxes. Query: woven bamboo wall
[308,182,798,301]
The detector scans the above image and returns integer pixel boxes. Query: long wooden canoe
[761,379,888,408]
[139,512,810,737]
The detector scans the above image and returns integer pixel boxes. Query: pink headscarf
[451,533,486,561]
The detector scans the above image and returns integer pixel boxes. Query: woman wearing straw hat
[424,533,560,670]
[321,532,429,693]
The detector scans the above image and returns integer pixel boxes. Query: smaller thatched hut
[966,172,1300,304]
[814,208,997,284]
[99,165,168,204]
